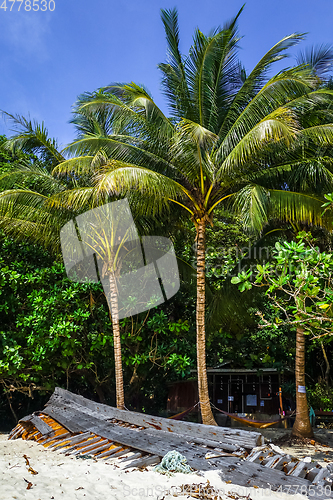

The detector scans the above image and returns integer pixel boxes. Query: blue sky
[1,0,332,149]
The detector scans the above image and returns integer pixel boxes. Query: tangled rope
[154,450,194,476]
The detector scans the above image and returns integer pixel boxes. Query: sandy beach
[0,432,326,500]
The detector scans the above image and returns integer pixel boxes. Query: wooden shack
[167,363,293,422]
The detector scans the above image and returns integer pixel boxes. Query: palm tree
[61,199,148,410]
[51,9,333,425]
[0,117,141,410]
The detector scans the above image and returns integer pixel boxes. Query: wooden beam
[30,415,53,436]
[101,448,131,461]
[120,452,143,463]
[97,446,123,459]
[70,438,109,456]
[45,387,263,448]
[67,436,102,455]
[123,455,160,469]
[39,432,70,446]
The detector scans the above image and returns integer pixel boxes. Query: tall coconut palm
[51,9,333,425]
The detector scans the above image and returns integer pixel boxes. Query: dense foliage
[0,232,198,425]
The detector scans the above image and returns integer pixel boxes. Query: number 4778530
[0,0,55,11]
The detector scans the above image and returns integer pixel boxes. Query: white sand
[0,434,322,500]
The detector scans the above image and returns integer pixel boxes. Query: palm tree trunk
[196,219,217,426]
[292,326,313,438]
[108,271,125,410]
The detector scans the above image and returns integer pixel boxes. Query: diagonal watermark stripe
[60,199,180,319]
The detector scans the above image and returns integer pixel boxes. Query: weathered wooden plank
[139,427,240,453]
[312,467,330,485]
[284,461,297,474]
[247,450,272,463]
[90,442,114,456]
[19,414,34,423]
[306,465,322,482]
[58,434,96,454]
[9,425,24,440]
[45,387,263,448]
[123,455,160,469]
[70,438,108,456]
[220,459,333,499]
[97,446,123,459]
[61,436,101,455]
[41,405,231,470]
[288,461,310,478]
[120,452,143,463]
[30,415,54,436]
[219,460,312,490]
[42,406,254,471]
[261,453,279,466]
[178,434,239,452]
[43,406,95,434]
[104,448,132,460]
[26,431,40,440]
[8,424,20,439]
[13,386,333,495]
[37,432,55,443]
[272,455,292,471]
[263,454,283,468]
[48,432,90,449]
[42,404,261,471]
[39,431,69,445]
[245,446,333,493]
[246,450,263,462]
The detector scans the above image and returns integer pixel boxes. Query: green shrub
[307,379,333,411]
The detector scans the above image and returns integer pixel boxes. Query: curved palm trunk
[196,219,217,426]
[108,271,125,410]
[292,327,313,438]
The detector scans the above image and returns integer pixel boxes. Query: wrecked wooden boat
[9,387,333,498]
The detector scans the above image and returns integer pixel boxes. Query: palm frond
[158,8,192,119]
[296,44,333,77]
[285,158,333,193]
[53,156,95,178]
[206,6,244,132]
[178,119,218,148]
[232,184,270,233]
[0,189,70,251]
[2,112,65,166]
[0,160,67,194]
[301,124,333,145]
[63,135,175,174]
[0,216,62,252]
[252,157,333,193]
[46,186,107,213]
[215,65,316,159]
[186,6,244,130]
[268,189,333,228]
[217,33,306,140]
[93,161,188,215]
[216,107,299,180]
